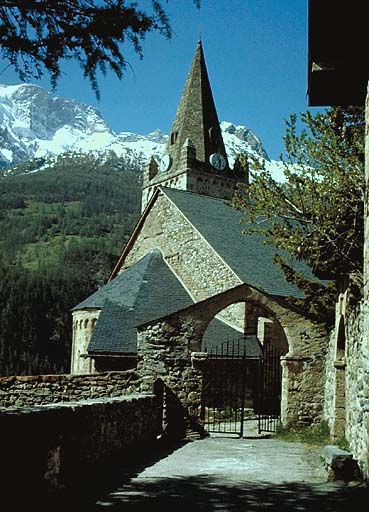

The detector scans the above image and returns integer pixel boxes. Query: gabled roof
[162,187,320,299]
[73,249,192,312]
[83,248,255,355]
[82,250,194,353]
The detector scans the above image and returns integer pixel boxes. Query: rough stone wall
[0,370,141,408]
[137,284,328,429]
[122,193,245,329]
[71,309,100,374]
[323,328,336,431]
[280,354,326,427]
[345,299,369,478]
[137,318,204,439]
[0,394,162,500]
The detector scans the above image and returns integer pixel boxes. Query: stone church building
[71,42,328,431]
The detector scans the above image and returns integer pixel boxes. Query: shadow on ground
[3,438,188,512]
[94,477,368,512]
[5,437,368,512]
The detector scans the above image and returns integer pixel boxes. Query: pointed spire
[166,41,228,170]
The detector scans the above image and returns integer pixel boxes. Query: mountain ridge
[0,82,272,173]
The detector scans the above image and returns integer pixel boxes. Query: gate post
[137,319,206,439]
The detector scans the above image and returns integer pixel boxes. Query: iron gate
[257,343,282,434]
[201,339,282,436]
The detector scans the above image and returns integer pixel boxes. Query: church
[70,42,328,430]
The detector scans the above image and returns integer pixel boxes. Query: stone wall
[0,394,162,503]
[121,193,245,330]
[0,369,142,408]
[281,353,326,427]
[345,299,369,479]
[137,317,205,439]
[323,328,337,432]
[137,284,328,430]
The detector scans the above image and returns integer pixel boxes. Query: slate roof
[76,250,194,353]
[202,318,262,358]
[162,187,320,298]
[73,249,192,312]
[75,248,260,355]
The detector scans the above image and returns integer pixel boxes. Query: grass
[274,420,331,446]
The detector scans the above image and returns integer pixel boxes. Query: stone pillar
[244,303,258,336]
[280,356,323,426]
[137,318,206,440]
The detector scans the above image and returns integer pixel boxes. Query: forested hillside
[0,153,141,375]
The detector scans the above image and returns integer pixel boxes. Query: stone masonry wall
[71,309,100,374]
[0,394,162,502]
[122,193,245,330]
[345,299,369,478]
[323,328,336,432]
[137,317,205,439]
[137,284,328,430]
[0,369,142,408]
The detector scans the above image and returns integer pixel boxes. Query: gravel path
[94,435,368,511]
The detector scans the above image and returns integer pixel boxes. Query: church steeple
[167,40,228,170]
[141,41,245,210]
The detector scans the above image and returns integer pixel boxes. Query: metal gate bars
[257,342,282,434]
[201,339,282,437]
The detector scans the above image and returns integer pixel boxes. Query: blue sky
[1,0,321,160]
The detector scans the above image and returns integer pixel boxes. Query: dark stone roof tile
[163,187,321,298]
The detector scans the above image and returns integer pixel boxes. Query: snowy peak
[221,121,268,160]
[0,83,110,139]
[0,83,269,171]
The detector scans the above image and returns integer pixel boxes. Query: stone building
[308,1,369,479]
[71,41,328,431]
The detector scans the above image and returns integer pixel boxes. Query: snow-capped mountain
[0,83,284,179]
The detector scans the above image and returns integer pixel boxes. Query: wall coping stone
[323,445,361,482]
[0,393,154,415]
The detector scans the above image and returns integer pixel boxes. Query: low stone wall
[0,393,162,504]
[0,369,142,408]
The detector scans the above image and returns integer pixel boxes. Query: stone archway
[137,283,328,436]
[199,299,290,434]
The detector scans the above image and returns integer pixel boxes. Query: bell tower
[142,41,247,209]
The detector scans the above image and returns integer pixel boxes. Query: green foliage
[0,153,141,375]
[275,420,331,446]
[0,0,200,98]
[233,107,365,325]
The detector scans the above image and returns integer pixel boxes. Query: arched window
[209,126,215,144]
[170,131,178,145]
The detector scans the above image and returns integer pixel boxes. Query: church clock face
[209,152,226,171]
[159,153,172,172]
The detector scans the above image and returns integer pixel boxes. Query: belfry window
[170,131,178,145]
[209,126,215,144]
